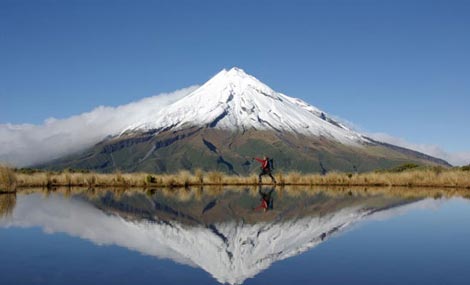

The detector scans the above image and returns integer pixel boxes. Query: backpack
[267,158,274,170]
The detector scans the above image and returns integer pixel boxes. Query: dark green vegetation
[37,128,450,175]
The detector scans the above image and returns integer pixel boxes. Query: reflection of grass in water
[0,194,16,218]
[201,186,224,197]
[15,185,470,202]
[167,188,194,202]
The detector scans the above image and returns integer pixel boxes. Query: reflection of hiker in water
[253,156,277,184]
[254,186,275,212]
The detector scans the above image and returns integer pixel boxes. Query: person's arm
[254,157,265,163]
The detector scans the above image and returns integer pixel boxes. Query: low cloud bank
[368,132,470,166]
[1,89,468,167]
[0,86,198,167]
[329,116,469,166]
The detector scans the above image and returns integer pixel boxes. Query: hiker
[253,156,276,184]
[254,186,275,212]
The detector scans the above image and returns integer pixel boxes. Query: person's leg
[259,169,269,184]
[269,172,276,184]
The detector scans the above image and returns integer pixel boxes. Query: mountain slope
[42,128,449,174]
[39,67,450,173]
[123,67,364,144]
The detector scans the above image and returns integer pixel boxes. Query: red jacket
[254,199,268,211]
[254,157,269,170]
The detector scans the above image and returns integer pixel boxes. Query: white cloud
[0,86,198,167]
[329,115,470,167]
[368,132,470,166]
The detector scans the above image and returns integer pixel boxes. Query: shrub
[16,168,41,174]
[146,175,156,184]
[431,166,445,174]
[388,163,420,173]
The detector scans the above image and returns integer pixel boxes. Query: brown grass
[2,166,469,189]
[0,165,17,192]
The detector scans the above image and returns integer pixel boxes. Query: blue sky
[1,0,469,164]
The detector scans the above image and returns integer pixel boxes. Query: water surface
[1,187,469,284]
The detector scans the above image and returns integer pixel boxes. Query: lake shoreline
[2,165,470,191]
[8,181,470,190]
[8,185,470,202]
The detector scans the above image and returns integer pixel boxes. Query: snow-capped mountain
[123,67,366,144]
[39,68,450,173]
[0,191,429,284]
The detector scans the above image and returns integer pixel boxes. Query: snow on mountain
[123,67,368,144]
[0,193,432,285]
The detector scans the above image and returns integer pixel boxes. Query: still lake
[1,187,469,285]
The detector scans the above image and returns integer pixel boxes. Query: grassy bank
[0,165,16,192]
[1,164,469,190]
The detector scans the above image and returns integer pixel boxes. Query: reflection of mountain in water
[1,188,420,284]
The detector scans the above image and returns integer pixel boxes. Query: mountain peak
[224,67,255,80]
[226,66,247,74]
[202,67,273,96]
[123,68,366,144]
[216,67,249,77]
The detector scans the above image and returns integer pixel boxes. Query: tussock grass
[206,171,224,184]
[284,171,302,184]
[3,165,470,189]
[0,165,17,192]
